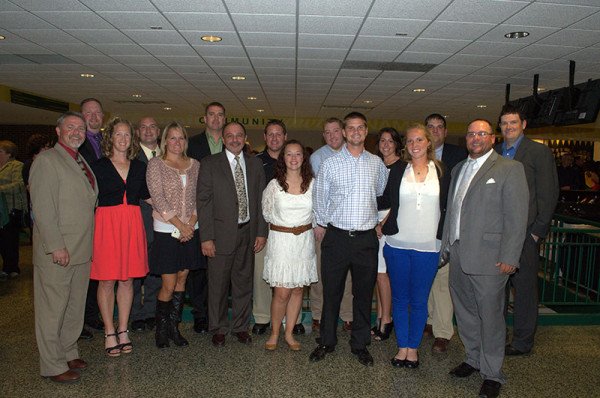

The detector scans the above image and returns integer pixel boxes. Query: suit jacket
[197,151,268,255]
[188,132,213,162]
[379,160,451,240]
[441,142,468,173]
[441,151,529,275]
[136,149,154,244]
[79,136,101,165]
[495,137,558,238]
[29,143,98,266]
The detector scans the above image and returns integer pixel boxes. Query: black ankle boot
[169,292,189,347]
[155,300,170,349]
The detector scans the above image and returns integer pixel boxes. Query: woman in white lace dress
[262,140,317,351]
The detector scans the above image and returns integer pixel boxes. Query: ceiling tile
[11,29,81,44]
[489,56,549,69]
[460,41,526,56]
[505,2,598,28]
[370,0,452,19]
[11,0,88,11]
[444,54,501,67]
[347,49,399,62]
[165,12,234,31]
[0,11,54,29]
[193,45,246,57]
[359,17,429,37]
[240,32,295,47]
[298,48,347,60]
[92,44,148,56]
[510,44,581,59]
[538,29,600,47]
[405,38,470,53]
[421,21,495,40]
[79,0,156,12]
[98,12,173,30]
[438,0,529,23]
[225,0,295,14]
[232,14,296,33]
[478,24,559,43]
[300,0,372,17]
[34,11,114,29]
[299,34,354,49]
[124,30,187,45]
[353,36,412,52]
[395,51,450,64]
[65,29,134,44]
[44,43,104,56]
[299,16,362,35]
[142,44,198,57]
[247,46,294,58]
[570,12,600,30]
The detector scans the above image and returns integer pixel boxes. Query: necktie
[449,159,475,244]
[234,155,248,221]
[76,154,95,190]
[152,150,156,158]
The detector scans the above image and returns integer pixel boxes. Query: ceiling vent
[342,60,436,73]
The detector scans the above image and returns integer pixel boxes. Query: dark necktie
[152,150,156,158]
[76,154,95,190]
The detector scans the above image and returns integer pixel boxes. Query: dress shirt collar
[435,144,444,161]
[468,148,494,169]
[58,142,78,160]
[140,143,160,159]
[501,133,524,159]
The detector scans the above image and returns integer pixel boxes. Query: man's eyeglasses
[466,131,493,139]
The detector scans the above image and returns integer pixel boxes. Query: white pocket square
[486,178,496,184]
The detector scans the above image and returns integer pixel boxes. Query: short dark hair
[467,118,494,132]
[499,104,525,122]
[205,101,225,115]
[223,121,246,136]
[424,113,446,129]
[343,111,367,126]
[26,134,53,157]
[80,97,103,110]
[264,119,287,135]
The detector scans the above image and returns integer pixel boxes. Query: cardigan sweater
[91,157,150,207]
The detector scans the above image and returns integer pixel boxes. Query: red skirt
[91,202,149,281]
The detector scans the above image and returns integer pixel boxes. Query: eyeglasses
[466,131,493,139]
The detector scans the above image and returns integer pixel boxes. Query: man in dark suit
[424,113,468,354]
[130,116,162,332]
[30,111,98,383]
[445,119,529,398]
[197,121,268,347]
[79,97,105,338]
[496,104,559,356]
[187,101,226,334]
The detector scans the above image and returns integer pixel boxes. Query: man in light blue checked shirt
[309,111,389,367]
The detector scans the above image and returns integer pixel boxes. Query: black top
[188,131,213,161]
[441,142,468,173]
[91,157,150,207]
[378,160,451,240]
[256,150,277,182]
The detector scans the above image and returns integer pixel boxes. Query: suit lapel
[464,151,498,200]
[55,144,98,196]
[219,151,236,189]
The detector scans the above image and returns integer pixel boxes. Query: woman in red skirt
[90,117,150,357]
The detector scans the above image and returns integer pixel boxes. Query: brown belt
[269,223,312,235]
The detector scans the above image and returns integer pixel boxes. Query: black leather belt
[327,224,373,238]
[238,221,249,229]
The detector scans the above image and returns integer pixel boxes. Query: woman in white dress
[262,140,317,351]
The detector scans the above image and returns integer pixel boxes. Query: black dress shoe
[309,345,334,362]
[235,331,252,345]
[85,319,104,331]
[351,348,374,366]
[390,357,406,368]
[404,359,419,369]
[78,328,93,341]
[292,323,306,335]
[193,318,208,334]
[145,317,155,330]
[131,320,145,332]
[505,345,531,356]
[212,334,225,347]
[252,323,269,335]
[479,379,502,398]
[449,362,479,377]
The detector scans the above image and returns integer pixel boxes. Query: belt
[327,224,373,238]
[238,221,249,229]
[270,223,312,235]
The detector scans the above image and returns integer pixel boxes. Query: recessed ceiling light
[363,100,372,104]
[257,109,264,113]
[80,73,94,78]
[231,76,246,80]
[163,107,172,111]
[504,31,529,39]
[537,87,546,92]
[201,35,222,43]
[413,88,426,92]
[132,94,142,98]
[444,115,449,118]
[247,96,257,100]
[0,35,5,40]
[184,125,190,128]
[150,26,163,30]
[476,104,487,108]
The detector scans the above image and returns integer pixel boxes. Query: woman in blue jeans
[378,123,450,368]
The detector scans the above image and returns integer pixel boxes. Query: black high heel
[374,321,394,341]
[371,318,381,336]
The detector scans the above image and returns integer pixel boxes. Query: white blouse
[386,161,441,253]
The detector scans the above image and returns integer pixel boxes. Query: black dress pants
[320,226,378,350]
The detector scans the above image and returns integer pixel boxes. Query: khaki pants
[427,264,454,340]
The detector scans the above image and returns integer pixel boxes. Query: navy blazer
[91,157,150,207]
[378,160,451,240]
[441,142,467,173]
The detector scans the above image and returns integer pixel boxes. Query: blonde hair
[160,121,189,159]
[402,123,443,176]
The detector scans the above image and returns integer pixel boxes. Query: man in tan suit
[30,111,98,383]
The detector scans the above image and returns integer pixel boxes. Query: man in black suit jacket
[187,101,226,334]
[496,105,559,356]
[79,98,105,337]
[424,113,468,354]
[197,121,268,347]
[130,117,162,332]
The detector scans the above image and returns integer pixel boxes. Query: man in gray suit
[30,112,98,383]
[496,104,559,356]
[444,119,528,398]
[131,116,162,331]
[197,121,268,347]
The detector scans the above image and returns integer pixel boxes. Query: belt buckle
[348,229,356,238]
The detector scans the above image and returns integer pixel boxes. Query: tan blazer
[30,143,98,266]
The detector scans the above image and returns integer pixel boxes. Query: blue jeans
[383,244,438,348]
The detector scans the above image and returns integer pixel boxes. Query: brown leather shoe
[48,370,81,383]
[423,324,433,337]
[67,359,88,370]
[212,333,225,347]
[235,331,252,345]
[343,321,352,332]
[312,319,320,331]
[432,338,449,353]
